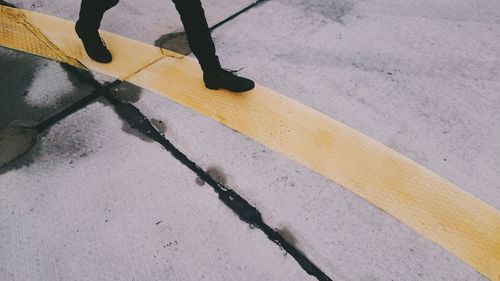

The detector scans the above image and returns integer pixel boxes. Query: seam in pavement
[101,87,333,281]
[35,66,120,132]
[64,54,333,281]
[119,55,168,82]
[209,0,270,32]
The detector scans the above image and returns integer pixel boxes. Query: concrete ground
[1,0,499,280]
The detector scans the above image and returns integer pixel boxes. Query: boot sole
[204,82,254,93]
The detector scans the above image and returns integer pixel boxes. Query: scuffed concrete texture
[0,47,94,129]
[0,101,317,281]
[211,0,500,209]
[8,0,257,44]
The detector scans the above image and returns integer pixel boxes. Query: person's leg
[76,0,119,32]
[75,0,119,63]
[170,0,220,72]
[171,0,255,92]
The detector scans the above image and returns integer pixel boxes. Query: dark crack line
[102,90,333,281]
[35,65,120,133]
[209,0,270,32]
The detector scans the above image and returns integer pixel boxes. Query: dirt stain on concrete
[196,166,228,186]
[278,226,299,247]
[118,116,168,143]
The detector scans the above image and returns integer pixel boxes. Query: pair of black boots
[75,23,255,93]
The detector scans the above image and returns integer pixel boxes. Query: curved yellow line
[1,6,499,280]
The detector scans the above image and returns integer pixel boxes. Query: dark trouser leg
[76,0,120,32]
[171,0,221,72]
[75,0,119,63]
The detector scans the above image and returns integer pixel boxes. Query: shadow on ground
[0,47,97,172]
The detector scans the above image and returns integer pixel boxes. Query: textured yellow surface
[24,10,184,80]
[1,6,499,280]
[0,6,75,64]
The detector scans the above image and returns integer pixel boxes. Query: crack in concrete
[101,88,333,281]
[35,84,118,132]
[209,0,271,31]
[31,64,121,133]
[2,43,332,278]
[159,47,185,58]
[118,47,185,86]
[119,55,166,82]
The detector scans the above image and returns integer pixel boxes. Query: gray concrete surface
[1,0,500,280]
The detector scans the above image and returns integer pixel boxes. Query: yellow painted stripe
[1,6,499,280]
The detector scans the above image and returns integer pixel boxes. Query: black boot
[75,22,113,63]
[203,68,255,93]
